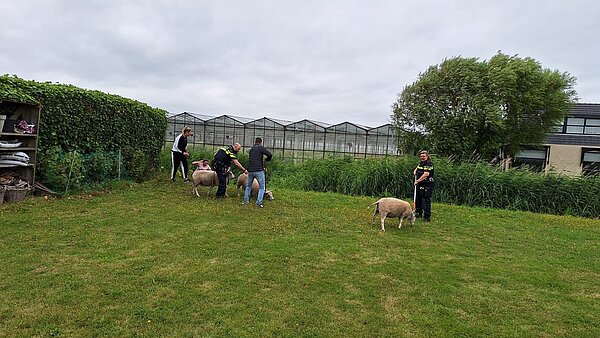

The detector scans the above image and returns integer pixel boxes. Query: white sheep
[236,173,274,200]
[368,197,415,231]
[192,170,234,197]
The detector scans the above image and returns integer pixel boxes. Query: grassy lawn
[1,179,599,337]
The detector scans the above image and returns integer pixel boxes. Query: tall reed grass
[269,156,600,218]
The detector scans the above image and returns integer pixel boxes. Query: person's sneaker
[241,201,249,205]
[183,178,190,183]
[256,204,264,208]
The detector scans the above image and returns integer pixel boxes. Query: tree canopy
[391,53,577,161]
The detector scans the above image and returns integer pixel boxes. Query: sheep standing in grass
[236,173,274,200]
[369,197,415,231]
[192,170,234,197]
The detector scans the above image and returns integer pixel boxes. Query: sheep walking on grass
[192,170,234,197]
[369,197,416,231]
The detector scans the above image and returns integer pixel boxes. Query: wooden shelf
[0,147,36,151]
[0,163,35,168]
[0,102,41,192]
[0,132,37,137]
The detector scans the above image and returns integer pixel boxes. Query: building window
[562,117,600,135]
[565,117,584,134]
[514,147,549,172]
[585,119,600,135]
[582,148,600,177]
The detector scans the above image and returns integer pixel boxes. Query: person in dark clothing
[413,150,435,222]
[243,137,273,207]
[171,127,193,182]
[211,143,247,197]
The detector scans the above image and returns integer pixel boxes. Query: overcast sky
[1,0,599,127]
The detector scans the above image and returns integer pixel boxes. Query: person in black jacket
[243,137,272,207]
[212,143,247,198]
[171,127,193,182]
[413,150,435,222]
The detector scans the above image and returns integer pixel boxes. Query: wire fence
[37,148,129,194]
[165,112,399,162]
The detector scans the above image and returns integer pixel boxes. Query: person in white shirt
[171,127,193,182]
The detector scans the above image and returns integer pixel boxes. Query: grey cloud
[1,0,599,127]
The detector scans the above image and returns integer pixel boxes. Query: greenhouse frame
[165,112,398,162]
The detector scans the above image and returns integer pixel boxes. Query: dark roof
[545,133,600,147]
[544,103,600,145]
[570,103,600,118]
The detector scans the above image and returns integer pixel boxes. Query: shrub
[123,148,157,182]
[37,146,86,193]
[270,156,600,218]
[0,75,168,186]
[83,150,123,183]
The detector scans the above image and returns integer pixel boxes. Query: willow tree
[391,52,577,161]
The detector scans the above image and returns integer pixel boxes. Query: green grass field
[1,179,599,337]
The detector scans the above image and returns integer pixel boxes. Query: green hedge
[0,75,168,184]
[269,156,600,218]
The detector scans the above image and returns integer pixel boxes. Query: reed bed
[269,156,600,218]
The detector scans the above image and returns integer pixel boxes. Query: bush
[84,151,121,183]
[38,146,86,193]
[37,147,131,193]
[270,156,600,218]
[123,148,157,182]
[0,75,168,185]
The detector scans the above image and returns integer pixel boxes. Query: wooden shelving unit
[0,100,41,188]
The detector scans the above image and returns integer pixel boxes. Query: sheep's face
[409,211,416,225]
[265,190,274,200]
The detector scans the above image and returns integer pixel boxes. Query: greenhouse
[165,112,398,162]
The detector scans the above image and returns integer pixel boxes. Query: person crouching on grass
[192,159,211,171]
[171,126,193,182]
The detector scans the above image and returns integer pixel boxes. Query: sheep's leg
[380,214,387,232]
[194,185,201,197]
[398,216,404,229]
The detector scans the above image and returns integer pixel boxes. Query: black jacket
[416,160,434,187]
[213,146,238,167]
[172,134,187,153]
[247,144,272,172]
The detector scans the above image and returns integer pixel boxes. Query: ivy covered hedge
[0,75,168,183]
